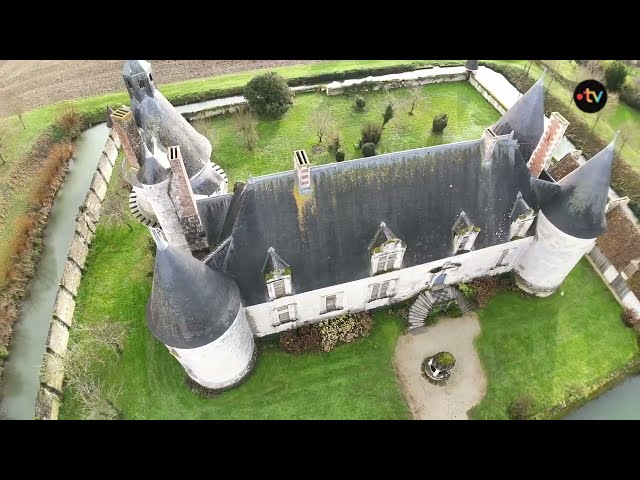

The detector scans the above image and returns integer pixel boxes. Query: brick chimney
[110,106,143,169]
[167,145,209,257]
[528,112,570,177]
[294,149,312,193]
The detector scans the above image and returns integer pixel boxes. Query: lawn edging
[33,132,120,420]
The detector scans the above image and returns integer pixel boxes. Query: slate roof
[491,72,545,163]
[540,137,616,239]
[147,243,242,349]
[213,138,535,306]
[138,142,170,185]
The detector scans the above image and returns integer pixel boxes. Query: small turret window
[125,79,132,89]
[149,73,153,82]
[138,80,145,88]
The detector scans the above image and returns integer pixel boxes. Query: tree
[604,61,628,92]
[432,113,449,133]
[618,120,637,154]
[8,94,26,130]
[243,72,293,119]
[309,109,332,144]
[408,86,425,115]
[585,93,619,150]
[0,125,8,166]
[232,105,258,151]
[382,103,395,128]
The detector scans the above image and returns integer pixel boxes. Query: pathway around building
[393,314,486,420]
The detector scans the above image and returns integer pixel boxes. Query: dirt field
[0,60,315,117]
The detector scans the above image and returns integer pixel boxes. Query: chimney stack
[110,106,143,169]
[528,112,570,177]
[294,150,312,193]
[481,128,498,163]
[167,145,209,258]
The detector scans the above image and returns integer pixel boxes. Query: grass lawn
[197,81,499,185]
[59,220,409,420]
[471,259,639,420]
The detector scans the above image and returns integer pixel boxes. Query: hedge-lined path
[393,314,486,420]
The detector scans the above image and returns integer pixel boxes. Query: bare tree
[74,321,130,357]
[8,94,26,130]
[309,109,332,144]
[101,173,134,231]
[233,105,258,151]
[408,86,425,115]
[0,125,8,166]
[618,120,637,154]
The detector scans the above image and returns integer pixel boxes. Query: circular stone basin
[422,352,455,382]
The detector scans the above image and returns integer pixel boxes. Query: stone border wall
[34,130,120,420]
[469,75,508,114]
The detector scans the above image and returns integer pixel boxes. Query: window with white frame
[371,241,406,275]
[322,292,344,314]
[509,192,536,239]
[492,249,512,270]
[369,280,394,302]
[273,304,296,326]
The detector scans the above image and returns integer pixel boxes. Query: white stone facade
[245,238,533,337]
[514,211,595,296]
[172,307,256,390]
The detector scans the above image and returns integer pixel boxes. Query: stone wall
[469,75,508,115]
[34,131,120,420]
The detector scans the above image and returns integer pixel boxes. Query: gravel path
[0,60,315,117]
[394,314,487,420]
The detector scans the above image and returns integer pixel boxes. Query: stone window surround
[272,303,297,327]
[371,240,406,275]
[266,275,292,301]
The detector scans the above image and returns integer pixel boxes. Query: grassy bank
[470,259,639,420]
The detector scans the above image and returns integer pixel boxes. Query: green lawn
[197,82,499,185]
[471,259,639,420]
[59,221,409,419]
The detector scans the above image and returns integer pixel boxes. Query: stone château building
[109,60,617,391]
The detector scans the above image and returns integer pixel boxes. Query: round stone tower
[147,231,256,390]
[515,137,617,296]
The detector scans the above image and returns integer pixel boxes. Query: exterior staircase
[408,286,475,331]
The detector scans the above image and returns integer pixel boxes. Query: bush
[0,346,8,360]
[382,103,395,127]
[279,324,323,354]
[620,82,640,110]
[354,95,366,111]
[432,351,456,370]
[57,104,82,138]
[360,122,382,146]
[243,72,293,119]
[470,276,501,308]
[604,61,628,92]
[621,308,640,328]
[432,113,449,133]
[507,395,534,420]
[362,142,377,157]
[444,303,463,318]
[335,148,345,162]
[457,283,477,300]
[316,312,374,352]
[327,131,341,155]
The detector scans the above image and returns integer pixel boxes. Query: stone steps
[407,286,475,330]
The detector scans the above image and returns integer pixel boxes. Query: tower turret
[147,230,256,391]
[515,134,617,296]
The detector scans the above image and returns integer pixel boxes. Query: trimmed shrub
[354,95,366,111]
[432,113,449,133]
[335,148,345,162]
[316,312,374,352]
[507,395,534,420]
[621,308,640,328]
[360,122,382,146]
[604,61,628,92]
[279,324,323,354]
[328,131,341,155]
[382,103,395,127]
[362,142,377,157]
[243,72,293,119]
[432,351,456,370]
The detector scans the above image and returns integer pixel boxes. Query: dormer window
[263,247,292,301]
[138,79,145,88]
[369,222,406,275]
[509,192,536,239]
[452,211,480,254]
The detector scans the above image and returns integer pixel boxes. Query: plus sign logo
[573,79,608,113]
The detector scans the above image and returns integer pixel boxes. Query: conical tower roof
[122,60,151,78]
[138,141,170,185]
[541,134,617,239]
[147,242,242,349]
[464,60,479,71]
[492,71,546,162]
